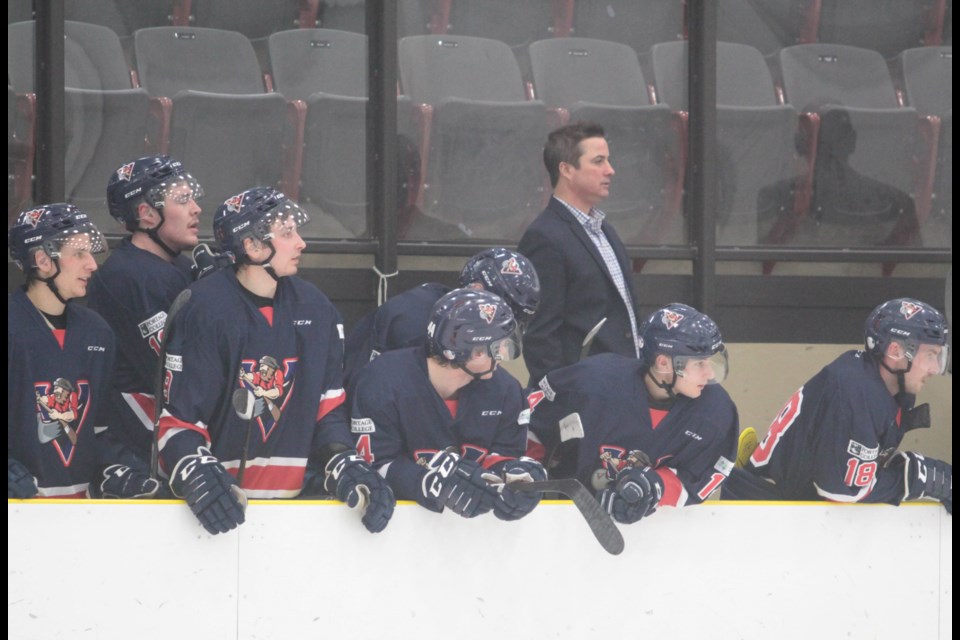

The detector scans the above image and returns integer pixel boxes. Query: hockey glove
[93,464,161,499]
[491,457,548,521]
[190,243,234,281]
[420,450,498,518]
[893,452,952,511]
[169,447,247,535]
[8,458,38,499]
[324,451,395,533]
[600,467,664,524]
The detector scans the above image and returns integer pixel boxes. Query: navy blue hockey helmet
[213,187,309,262]
[8,203,106,271]
[865,298,948,374]
[427,288,522,367]
[639,303,728,384]
[107,155,203,231]
[459,247,540,328]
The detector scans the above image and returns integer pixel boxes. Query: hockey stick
[150,289,193,480]
[579,317,608,361]
[512,478,625,555]
[231,388,258,486]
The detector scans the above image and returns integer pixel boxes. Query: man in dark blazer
[518,122,640,386]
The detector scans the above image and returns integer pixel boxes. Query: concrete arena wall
[7,500,952,640]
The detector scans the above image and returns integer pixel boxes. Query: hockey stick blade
[513,479,624,555]
[579,317,607,361]
[150,289,193,480]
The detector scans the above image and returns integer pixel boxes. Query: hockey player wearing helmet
[526,303,739,524]
[342,246,540,392]
[728,298,951,513]
[8,204,159,499]
[350,288,548,521]
[87,156,221,483]
[156,187,394,535]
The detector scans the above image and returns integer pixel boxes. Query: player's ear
[884,341,905,360]
[33,249,55,274]
[137,201,160,228]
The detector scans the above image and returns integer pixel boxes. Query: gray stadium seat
[572,0,682,55]
[8,20,154,231]
[717,0,817,57]
[650,40,801,246]
[816,0,946,59]
[398,34,550,241]
[899,46,952,247]
[529,36,684,244]
[134,26,290,216]
[773,43,928,250]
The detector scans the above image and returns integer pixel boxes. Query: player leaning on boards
[86,156,217,497]
[350,288,547,521]
[156,187,394,534]
[343,246,540,393]
[726,298,951,512]
[8,204,158,499]
[526,304,738,524]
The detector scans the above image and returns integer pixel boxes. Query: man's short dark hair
[543,121,606,187]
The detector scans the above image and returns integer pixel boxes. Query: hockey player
[350,288,547,520]
[727,298,952,512]
[157,187,394,535]
[526,303,738,524]
[87,156,213,484]
[342,247,540,391]
[8,204,158,499]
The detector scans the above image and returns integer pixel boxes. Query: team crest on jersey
[33,379,91,467]
[20,208,46,228]
[662,308,684,329]
[116,162,135,182]
[478,303,498,324]
[237,357,298,441]
[500,257,523,276]
[899,301,922,320]
[223,193,245,213]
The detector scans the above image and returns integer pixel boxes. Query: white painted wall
[8,499,952,640]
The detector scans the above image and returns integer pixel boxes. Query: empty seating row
[7,21,951,253]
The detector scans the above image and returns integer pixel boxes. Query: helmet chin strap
[879,357,911,398]
[242,243,280,282]
[456,360,497,381]
[647,368,678,400]
[38,260,70,306]
[139,206,179,258]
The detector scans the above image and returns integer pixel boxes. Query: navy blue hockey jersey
[157,269,352,498]
[350,346,527,510]
[527,353,738,507]
[86,238,192,462]
[746,350,921,503]
[8,290,116,497]
[343,282,450,391]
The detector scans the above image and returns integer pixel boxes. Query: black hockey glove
[600,467,664,524]
[892,452,952,512]
[420,449,499,518]
[92,464,161,499]
[190,242,234,281]
[169,447,247,534]
[324,451,395,533]
[8,458,38,499]
[490,457,548,521]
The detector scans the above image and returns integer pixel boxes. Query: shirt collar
[556,197,605,234]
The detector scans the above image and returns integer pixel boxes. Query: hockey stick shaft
[513,479,625,555]
[150,289,193,480]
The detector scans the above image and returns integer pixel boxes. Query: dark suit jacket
[518,196,639,385]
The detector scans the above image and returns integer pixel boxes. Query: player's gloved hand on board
[420,449,498,518]
[92,464,161,499]
[324,451,395,533]
[8,458,38,498]
[190,242,234,281]
[890,451,952,514]
[488,457,548,521]
[599,467,664,524]
[169,447,247,534]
